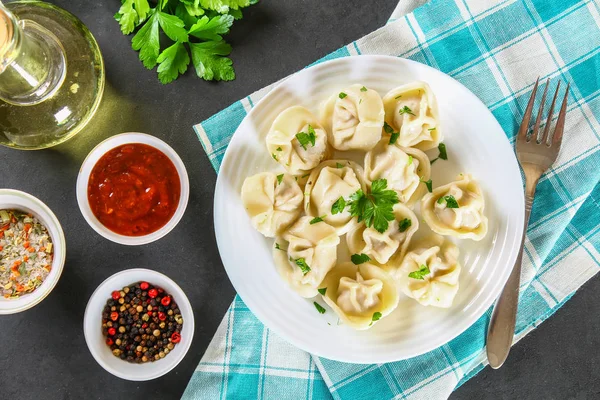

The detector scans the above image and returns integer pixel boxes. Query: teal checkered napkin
[183,0,600,399]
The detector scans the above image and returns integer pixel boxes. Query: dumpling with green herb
[320,262,399,330]
[320,84,384,151]
[346,202,418,265]
[241,172,303,238]
[304,160,366,235]
[382,82,442,151]
[392,235,461,308]
[364,139,431,207]
[272,216,340,298]
[421,174,488,241]
[266,106,330,176]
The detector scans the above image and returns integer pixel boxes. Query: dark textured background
[1,1,598,399]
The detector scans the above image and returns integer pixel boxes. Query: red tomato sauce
[88,143,181,236]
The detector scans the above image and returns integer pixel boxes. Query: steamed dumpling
[364,139,431,207]
[421,174,488,241]
[382,82,442,151]
[346,203,418,265]
[393,236,461,308]
[273,216,340,298]
[304,160,366,235]
[321,262,399,330]
[241,172,303,237]
[266,106,330,175]
[320,84,384,151]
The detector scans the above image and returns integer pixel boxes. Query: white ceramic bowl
[0,189,66,314]
[83,268,194,381]
[76,133,189,245]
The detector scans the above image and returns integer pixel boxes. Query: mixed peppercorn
[101,281,183,363]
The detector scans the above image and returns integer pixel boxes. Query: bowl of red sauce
[77,133,189,245]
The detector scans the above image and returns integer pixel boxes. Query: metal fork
[486,77,569,369]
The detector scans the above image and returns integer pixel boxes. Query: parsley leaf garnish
[384,122,400,145]
[383,122,400,144]
[336,162,344,168]
[174,4,198,29]
[189,40,235,82]
[276,147,282,151]
[131,9,187,70]
[383,122,394,134]
[339,92,347,99]
[428,127,437,131]
[296,126,317,150]
[369,311,382,326]
[272,153,278,161]
[372,179,397,200]
[429,143,446,164]
[274,243,285,251]
[188,14,234,41]
[438,143,447,160]
[331,197,346,215]
[438,195,459,208]
[116,0,149,35]
[276,174,284,185]
[360,86,367,92]
[408,264,430,280]
[407,155,413,165]
[314,302,326,314]
[348,189,366,219]
[351,253,371,265]
[394,95,402,99]
[398,218,412,233]
[295,258,311,275]
[156,41,190,84]
[310,216,326,224]
[318,288,327,295]
[347,179,399,233]
[420,178,432,192]
[399,106,416,116]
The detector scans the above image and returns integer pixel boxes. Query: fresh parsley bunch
[115,0,258,84]
[347,179,400,234]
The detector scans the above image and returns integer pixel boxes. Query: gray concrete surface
[0,0,598,399]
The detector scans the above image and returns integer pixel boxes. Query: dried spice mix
[102,281,184,363]
[0,210,53,298]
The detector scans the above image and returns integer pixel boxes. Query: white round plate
[214,55,524,363]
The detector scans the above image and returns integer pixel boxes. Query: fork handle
[486,193,534,369]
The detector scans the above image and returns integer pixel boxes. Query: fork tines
[518,77,569,147]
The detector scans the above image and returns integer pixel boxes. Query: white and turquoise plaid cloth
[183,0,600,398]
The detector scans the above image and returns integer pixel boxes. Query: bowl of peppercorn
[83,268,194,381]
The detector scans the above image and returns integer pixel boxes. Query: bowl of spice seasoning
[76,132,189,246]
[83,268,194,381]
[0,189,66,314]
